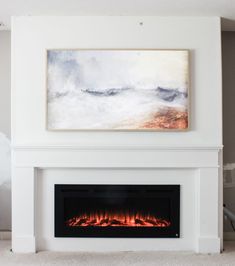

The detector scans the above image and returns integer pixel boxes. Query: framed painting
[46,49,189,130]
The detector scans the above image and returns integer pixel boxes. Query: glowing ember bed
[55,185,180,238]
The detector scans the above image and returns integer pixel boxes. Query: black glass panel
[55,185,180,238]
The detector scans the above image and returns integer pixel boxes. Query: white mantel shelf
[12,146,222,169]
[12,144,223,150]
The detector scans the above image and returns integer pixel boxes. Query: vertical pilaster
[12,167,36,253]
[196,168,221,253]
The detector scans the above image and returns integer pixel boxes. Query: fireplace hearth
[55,184,180,238]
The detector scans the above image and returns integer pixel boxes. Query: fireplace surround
[55,184,180,238]
[12,147,222,253]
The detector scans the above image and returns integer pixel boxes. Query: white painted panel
[11,16,222,147]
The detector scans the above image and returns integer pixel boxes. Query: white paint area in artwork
[47,50,188,129]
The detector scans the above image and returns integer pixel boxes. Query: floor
[0,241,235,266]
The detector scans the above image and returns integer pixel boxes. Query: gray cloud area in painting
[47,50,188,98]
[47,51,81,100]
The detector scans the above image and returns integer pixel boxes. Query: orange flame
[66,211,170,227]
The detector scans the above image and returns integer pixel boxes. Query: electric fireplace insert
[55,184,180,238]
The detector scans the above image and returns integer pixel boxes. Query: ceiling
[0,0,234,30]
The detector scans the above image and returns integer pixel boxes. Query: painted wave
[81,87,131,97]
[78,86,188,103]
[48,86,188,129]
[155,87,188,102]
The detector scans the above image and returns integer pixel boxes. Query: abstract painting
[47,50,189,130]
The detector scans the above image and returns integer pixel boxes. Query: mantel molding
[12,144,223,152]
[12,144,222,169]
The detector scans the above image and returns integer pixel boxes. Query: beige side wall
[0,31,11,231]
[0,31,10,138]
[222,31,235,233]
[223,32,235,164]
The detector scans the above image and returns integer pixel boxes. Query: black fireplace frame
[55,184,180,238]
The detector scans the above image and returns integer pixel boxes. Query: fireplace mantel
[12,145,223,253]
[12,145,222,168]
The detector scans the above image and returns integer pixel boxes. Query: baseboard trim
[224,232,235,241]
[0,231,11,240]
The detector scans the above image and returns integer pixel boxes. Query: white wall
[11,16,223,252]
[0,31,11,231]
[11,16,222,148]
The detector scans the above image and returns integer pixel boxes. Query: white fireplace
[12,146,222,253]
[11,16,223,253]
